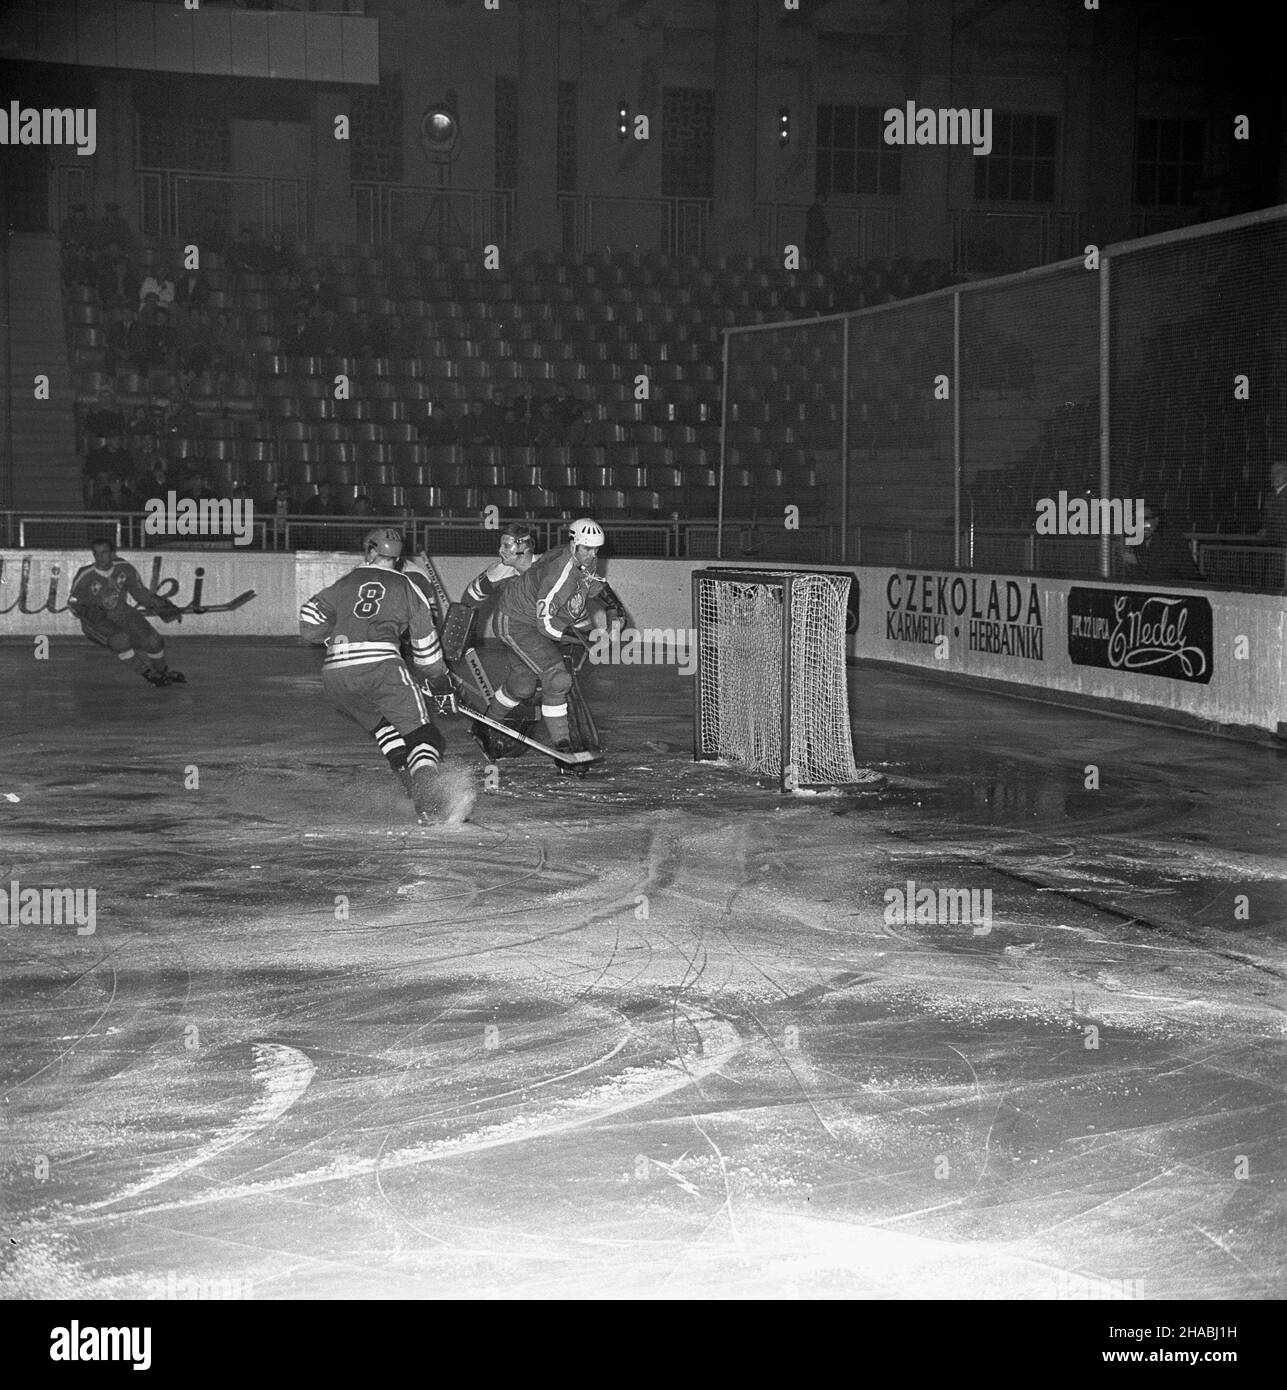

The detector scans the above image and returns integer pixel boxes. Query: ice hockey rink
[1,636,1283,1301]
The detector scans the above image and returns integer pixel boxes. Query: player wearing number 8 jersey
[299,528,475,826]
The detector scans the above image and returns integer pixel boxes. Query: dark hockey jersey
[497,543,602,639]
[68,559,155,619]
[299,563,443,671]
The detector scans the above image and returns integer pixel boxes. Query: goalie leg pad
[441,602,478,664]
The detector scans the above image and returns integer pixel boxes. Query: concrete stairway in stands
[4,233,80,511]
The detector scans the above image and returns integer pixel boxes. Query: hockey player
[483,517,609,756]
[298,527,475,826]
[67,539,185,686]
[461,521,538,608]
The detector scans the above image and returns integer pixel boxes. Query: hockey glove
[422,670,459,715]
[153,598,184,624]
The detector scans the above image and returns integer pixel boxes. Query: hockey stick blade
[451,705,600,765]
[184,589,257,614]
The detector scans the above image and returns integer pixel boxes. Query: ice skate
[142,669,169,687]
[161,669,186,685]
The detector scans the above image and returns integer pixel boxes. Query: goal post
[692,566,869,792]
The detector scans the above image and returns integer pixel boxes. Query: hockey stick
[139,589,258,622]
[448,702,600,767]
[185,589,257,615]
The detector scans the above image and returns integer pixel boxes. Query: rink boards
[3,548,1284,737]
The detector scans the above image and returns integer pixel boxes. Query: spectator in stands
[459,398,495,448]
[552,382,580,430]
[94,244,138,309]
[129,303,162,373]
[263,482,292,550]
[174,264,210,312]
[350,493,372,518]
[138,305,177,374]
[282,309,320,357]
[494,406,527,448]
[529,399,563,448]
[226,224,264,276]
[84,388,125,438]
[353,312,390,358]
[261,228,296,277]
[84,432,125,503]
[163,388,199,437]
[483,386,509,437]
[59,202,94,284]
[565,405,595,449]
[176,466,221,503]
[138,264,176,310]
[136,453,172,499]
[1113,503,1202,586]
[297,266,340,315]
[274,268,305,318]
[93,472,139,515]
[133,434,166,484]
[416,401,452,446]
[805,195,831,264]
[212,310,246,378]
[177,305,214,375]
[93,202,134,254]
[103,306,132,374]
[303,480,345,517]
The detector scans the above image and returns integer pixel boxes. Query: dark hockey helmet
[499,521,535,563]
[363,527,403,559]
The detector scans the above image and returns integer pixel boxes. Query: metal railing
[137,168,311,244]
[951,207,1085,275]
[753,202,902,263]
[557,194,711,257]
[352,183,515,248]
[0,511,836,563]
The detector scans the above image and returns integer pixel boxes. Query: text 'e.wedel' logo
[1106,594,1206,679]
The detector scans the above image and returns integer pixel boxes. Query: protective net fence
[722,207,1287,591]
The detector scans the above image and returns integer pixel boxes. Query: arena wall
[4,550,1283,739]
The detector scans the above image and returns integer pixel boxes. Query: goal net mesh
[695,570,860,787]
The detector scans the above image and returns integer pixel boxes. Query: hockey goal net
[692,567,869,791]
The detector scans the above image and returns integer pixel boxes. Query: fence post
[717,329,729,561]
[1099,249,1111,580]
[953,289,961,570]
[840,313,849,565]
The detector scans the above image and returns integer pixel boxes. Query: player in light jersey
[299,527,474,826]
[485,517,608,752]
[67,538,185,686]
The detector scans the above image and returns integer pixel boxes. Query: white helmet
[569,517,604,548]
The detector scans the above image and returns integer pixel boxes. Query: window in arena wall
[557,80,578,192]
[662,87,715,199]
[815,104,901,198]
[135,91,231,172]
[1134,118,1205,208]
[495,76,518,191]
[352,72,404,183]
[973,112,1058,203]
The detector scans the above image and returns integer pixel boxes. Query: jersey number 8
[353,581,386,618]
